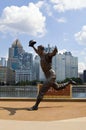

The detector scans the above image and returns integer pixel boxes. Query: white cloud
[0,2,46,37]
[78,62,86,73]
[56,17,67,23]
[35,1,44,8]
[75,26,86,46]
[36,1,53,17]
[44,1,54,16]
[59,49,67,54]
[50,0,86,12]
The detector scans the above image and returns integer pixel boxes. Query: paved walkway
[0,117,86,130]
[0,101,86,129]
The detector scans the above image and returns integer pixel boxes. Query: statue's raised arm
[48,46,58,57]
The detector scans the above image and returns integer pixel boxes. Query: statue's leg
[28,81,50,110]
[52,82,69,90]
[51,78,70,90]
[51,78,76,91]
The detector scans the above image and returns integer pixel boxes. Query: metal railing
[0,86,38,98]
[72,85,86,98]
[0,85,86,99]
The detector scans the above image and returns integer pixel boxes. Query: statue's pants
[35,69,69,107]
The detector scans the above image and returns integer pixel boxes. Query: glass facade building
[0,57,7,67]
[7,39,33,83]
[64,52,78,79]
[83,70,86,83]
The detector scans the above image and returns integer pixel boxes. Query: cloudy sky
[0,0,86,73]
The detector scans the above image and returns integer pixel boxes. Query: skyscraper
[33,55,40,80]
[8,39,25,70]
[83,70,86,83]
[0,57,7,66]
[64,52,78,79]
[54,54,65,81]
[7,39,33,83]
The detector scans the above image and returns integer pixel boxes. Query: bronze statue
[28,40,76,110]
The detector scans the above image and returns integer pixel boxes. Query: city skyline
[0,0,86,73]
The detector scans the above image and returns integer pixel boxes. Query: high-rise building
[55,52,78,81]
[0,57,7,66]
[53,54,65,81]
[64,52,78,79]
[0,66,15,85]
[33,55,40,80]
[83,70,86,83]
[7,39,33,83]
[8,39,25,70]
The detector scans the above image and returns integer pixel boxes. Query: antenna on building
[48,44,50,52]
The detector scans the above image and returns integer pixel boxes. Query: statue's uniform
[28,41,76,110]
[37,53,67,101]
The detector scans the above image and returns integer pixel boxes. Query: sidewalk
[0,117,86,130]
[0,101,86,130]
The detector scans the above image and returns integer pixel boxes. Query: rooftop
[12,39,23,48]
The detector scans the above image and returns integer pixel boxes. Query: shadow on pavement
[0,107,28,115]
[0,105,63,115]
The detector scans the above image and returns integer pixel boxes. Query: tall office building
[54,54,65,81]
[7,39,33,83]
[33,55,40,80]
[55,52,78,81]
[0,57,7,66]
[8,39,25,70]
[83,70,86,83]
[0,66,15,85]
[64,52,78,79]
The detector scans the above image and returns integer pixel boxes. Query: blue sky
[0,0,86,73]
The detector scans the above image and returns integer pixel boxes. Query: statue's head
[38,45,44,51]
[38,45,45,55]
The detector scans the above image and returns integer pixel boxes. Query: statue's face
[38,47,44,55]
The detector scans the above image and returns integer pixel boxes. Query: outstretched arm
[49,46,58,57]
[32,46,38,54]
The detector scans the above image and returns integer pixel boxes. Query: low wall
[0,85,86,100]
[37,84,72,99]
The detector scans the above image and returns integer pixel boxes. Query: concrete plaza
[0,100,86,130]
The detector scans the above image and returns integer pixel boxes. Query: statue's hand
[29,40,36,47]
[54,46,58,53]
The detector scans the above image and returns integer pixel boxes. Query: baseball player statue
[28,40,76,110]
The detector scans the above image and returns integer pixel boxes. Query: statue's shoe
[27,105,38,111]
[69,79,77,85]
